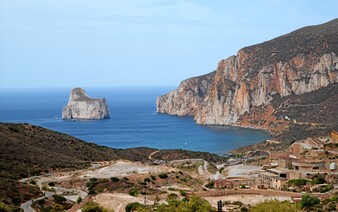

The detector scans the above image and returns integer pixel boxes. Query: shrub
[0,202,11,212]
[288,178,309,187]
[167,193,178,201]
[76,197,82,204]
[150,175,156,180]
[143,177,150,183]
[125,202,144,212]
[30,180,36,185]
[51,204,64,212]
[320,184,334,193]
[301,194,320,208]
[53,195,66,205]
[129,188,139,197]
[312,175,326,185]
[158,173,168,179]
[48,182,55,186]
[241,206,248,212]
[179,190,187,196]
[205,181,214,189]
[110,177,120,182]
[82,201,108,212]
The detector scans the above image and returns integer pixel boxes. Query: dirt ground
[93,193,166,212]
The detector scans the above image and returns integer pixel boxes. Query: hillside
[156,19,338,141]
[0,123,226,208]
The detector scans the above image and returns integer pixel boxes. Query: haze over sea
[0,87,269,154]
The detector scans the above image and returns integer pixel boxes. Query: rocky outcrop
[62,88,110,119]
[157,19,338,129]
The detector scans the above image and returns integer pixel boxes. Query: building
[214,177,256,189]
[268,152,295,168]
[292,159,325,172]
[258,168,289,189]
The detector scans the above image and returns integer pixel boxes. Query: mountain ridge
[156,19,338,140]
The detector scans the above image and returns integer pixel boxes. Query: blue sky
[1,0,337,89]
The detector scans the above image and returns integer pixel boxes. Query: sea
[0,87,270,155]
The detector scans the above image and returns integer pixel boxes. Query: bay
[0,87,270,154]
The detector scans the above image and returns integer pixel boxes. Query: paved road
[20,200,34,212]
[20,191,54,212]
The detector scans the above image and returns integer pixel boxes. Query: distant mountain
[157,19,338,140]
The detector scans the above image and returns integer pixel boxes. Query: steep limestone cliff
[62,88,110,119]
[157,19,338,131]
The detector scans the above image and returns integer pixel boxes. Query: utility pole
[217,200,223,212]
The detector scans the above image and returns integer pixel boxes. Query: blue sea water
[0,87,270,154]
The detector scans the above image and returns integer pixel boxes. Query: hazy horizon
[1,0,337,89]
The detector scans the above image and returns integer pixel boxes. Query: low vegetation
[125,195,213,212]
[82,201,112,212]
[0,123,224,208]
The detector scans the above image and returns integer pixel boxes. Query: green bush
[110,177,120,182]
[179,190,187,196]
[320,184,334,193]
[158,173,168,179]
[125,202,144,212]
[82,201,108,212]
[288,178,309,187]
[0,202,11,212]
[77,197,82,204]
[129,188,139,197]
[205,181,214,189]
[301,194,320,208]
[48,182,55,186]
[312,175,326,185]
[30,180,36,185]
[51,204,64,212]
[53,195,66,205]
[150,175,156,180]
[143,177,151,183]
[167,193,178,201]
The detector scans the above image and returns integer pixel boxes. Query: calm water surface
[0,87,270,154]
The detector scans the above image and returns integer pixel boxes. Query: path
[148,150,160,160]
[20,191,54,212]
[21,200,34,212]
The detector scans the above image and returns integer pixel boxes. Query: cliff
[62,88,110,119]
[157,19,338,134]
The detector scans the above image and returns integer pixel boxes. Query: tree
[301,194,320,208]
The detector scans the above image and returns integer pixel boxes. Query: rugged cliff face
[157,19,338,131]
[62,88,110,119]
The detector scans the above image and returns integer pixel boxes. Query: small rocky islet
[62,87,110,120]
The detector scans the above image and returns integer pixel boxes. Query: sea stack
[62,88,110,120]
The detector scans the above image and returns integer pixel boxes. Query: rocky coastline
[156,19,338,137]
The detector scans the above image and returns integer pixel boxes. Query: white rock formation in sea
[62,88,110,120]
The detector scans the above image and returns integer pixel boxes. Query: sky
[0,0,337,89]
